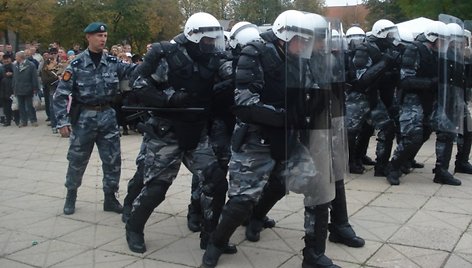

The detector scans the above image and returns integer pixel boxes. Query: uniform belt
[82,103,111,112]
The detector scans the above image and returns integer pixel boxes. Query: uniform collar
[84,49,108,67]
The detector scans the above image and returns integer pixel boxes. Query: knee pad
[436,131,455,143]
[202,162,228,196]
[140,180,170,208]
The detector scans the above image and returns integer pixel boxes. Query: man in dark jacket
[0,55,17,126]
[12,51,39,127]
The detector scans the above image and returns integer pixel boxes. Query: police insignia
[62,71,72,82]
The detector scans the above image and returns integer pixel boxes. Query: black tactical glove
[168,89,191,107]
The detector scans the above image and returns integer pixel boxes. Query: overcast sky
[325,0,361,6]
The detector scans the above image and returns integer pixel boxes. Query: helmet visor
[194,26,225,53]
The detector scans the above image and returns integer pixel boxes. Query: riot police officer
[125,12,235,254]
[344,26,376,174]
[202,10,339,268]
[386,20,462,186]
[54,22,134,215]
[350,19,402,177]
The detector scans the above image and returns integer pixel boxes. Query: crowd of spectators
[0,41,144,135]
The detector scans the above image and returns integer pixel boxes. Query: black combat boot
[125,228,146,253]
[245,176,285,242]
[187,200,202,232]
[374,125,395,177]
[104,193,123,213]
[329,181,365,247]
[63,189,77,215]
[411,160,424,169]
[303,206,340,268]
[201,198,253,268]
[433,136,461,186]
[199,231,237,254]
[358,123,375,167]
[455,132,472,174]
[126,181,170,253]
[348,133,365,174]
[434,167,462,186]
[361,155,376,166]
[245,218,265,242]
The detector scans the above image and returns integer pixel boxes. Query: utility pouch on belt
[231,124,249,152]
[173,121,205,150]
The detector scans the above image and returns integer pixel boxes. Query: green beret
[84,22,107,34]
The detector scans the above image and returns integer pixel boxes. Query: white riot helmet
[424,21,450,43]
[372,19,400,39]
[272,10,315,42]
[447,23,464,42]
[272,10,315,58]
[184,12,225,53]
[346,26,365,43]
[229,21,261,49]
[306,13,328,53]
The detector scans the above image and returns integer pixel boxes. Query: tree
[291,0,324,14]
[397,0,472,21]
[363,0,408,28]
[229,0,285,25]
[0,0,56,50]
[49,0,182,54]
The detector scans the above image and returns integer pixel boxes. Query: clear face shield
[385,28,401,46]
[287,33,314,59]
[377,25,401,46]
[196,26,225,54]
[347,35,365,47]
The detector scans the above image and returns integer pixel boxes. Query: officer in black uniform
[124,12,236,254]
[350,19,403,177]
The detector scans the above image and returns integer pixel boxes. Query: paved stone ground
[0,112,471,268]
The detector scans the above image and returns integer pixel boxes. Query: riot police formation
[202,10,343,268]
[348,19,405,178]
[125,12,235,254]
[85,9,472,268]
[54,22,135,216]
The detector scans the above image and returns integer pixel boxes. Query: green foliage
[230,0,285,25]
[397,0,472,21]
[363,0,409,28]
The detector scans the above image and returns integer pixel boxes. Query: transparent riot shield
[437,14,465,134]
[328,18,349,182]
[464,20,472,131]
[283,12,335,207]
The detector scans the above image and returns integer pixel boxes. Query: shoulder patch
[62,71,72,82]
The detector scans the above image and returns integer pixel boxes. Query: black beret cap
[84,22,107,34]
